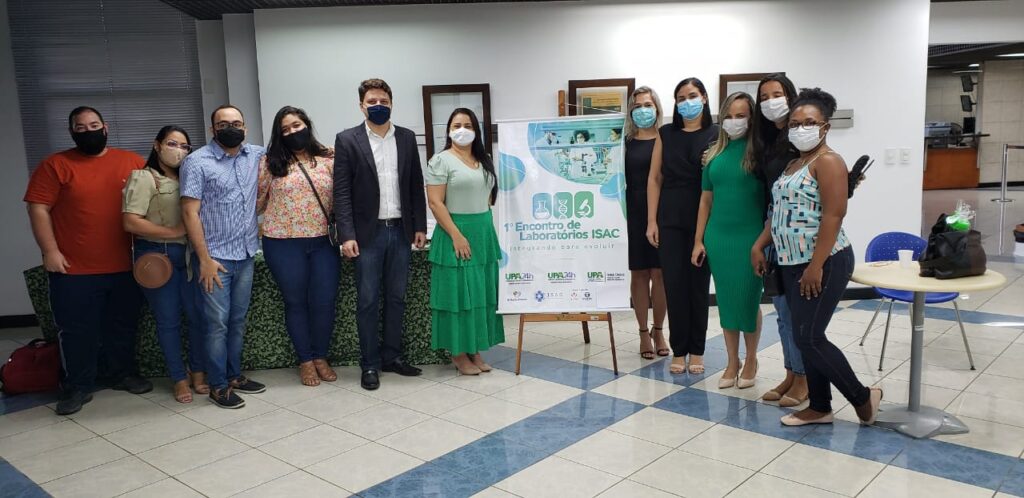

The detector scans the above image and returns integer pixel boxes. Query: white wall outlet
[885,148,897,165]
[900,148,911,165]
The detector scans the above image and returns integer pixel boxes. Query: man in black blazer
[333,78,427,390]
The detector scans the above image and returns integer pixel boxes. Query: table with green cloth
[23,251,449,378]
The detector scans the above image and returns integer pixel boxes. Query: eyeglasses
[214,121,245,131]
[787,120,828,130]
[165,140,192,152]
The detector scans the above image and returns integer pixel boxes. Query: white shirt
[366,122,401,219]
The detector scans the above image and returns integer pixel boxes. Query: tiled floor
[1,189,1022,498]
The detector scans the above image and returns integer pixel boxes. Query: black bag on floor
[918,214,987,279]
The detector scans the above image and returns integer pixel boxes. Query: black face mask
[215,127,245,148]
[282,127,311,152]
[72,129,107,155]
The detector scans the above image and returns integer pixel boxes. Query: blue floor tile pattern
[0,457,51,498]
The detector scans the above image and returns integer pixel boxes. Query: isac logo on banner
[532,192,594,220]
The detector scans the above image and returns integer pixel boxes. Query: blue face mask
[631,107,657,129]
[366,104,391,126]
[676,98,704,121]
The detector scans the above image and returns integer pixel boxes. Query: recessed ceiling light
[968,63,980,67]
[997,53,1024,57]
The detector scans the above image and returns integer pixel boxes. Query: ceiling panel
[159,0,556,20]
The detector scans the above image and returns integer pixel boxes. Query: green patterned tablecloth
[23,251,449,377]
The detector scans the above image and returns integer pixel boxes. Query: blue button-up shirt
[180,140,265,261]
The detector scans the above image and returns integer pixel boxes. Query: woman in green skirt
[692,92,765,390]
[426,108,504,375]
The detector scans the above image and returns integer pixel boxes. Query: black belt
[378,218,402,227]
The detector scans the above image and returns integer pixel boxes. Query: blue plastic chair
[859,232,975,371]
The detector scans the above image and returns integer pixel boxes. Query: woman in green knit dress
[692,92,765,390]
[426,108,504,375]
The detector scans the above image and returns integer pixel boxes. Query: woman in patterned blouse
[258,106,339,386]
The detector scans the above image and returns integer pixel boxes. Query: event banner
[496,116,630,313]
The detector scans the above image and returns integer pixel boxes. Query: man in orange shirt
[24,106,152,415]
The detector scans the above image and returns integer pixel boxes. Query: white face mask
[760,97,789,122]
[449,128,475,147]
[789,125,825,152]
[722,118,748,139]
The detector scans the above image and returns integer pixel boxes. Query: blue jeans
[354,225,412,370]
[197,256,255,390]
[135,240,205,382]
[263,236,340,363]
[772,295,805,375]
[48,272,143,393]
[782,247,868,413]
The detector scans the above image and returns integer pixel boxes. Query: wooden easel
[515,312,618,375]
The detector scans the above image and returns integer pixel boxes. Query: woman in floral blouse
[257,106,338,386]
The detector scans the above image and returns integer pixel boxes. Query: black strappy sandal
[653,326,670,356]
[639,327,655,360]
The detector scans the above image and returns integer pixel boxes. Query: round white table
[851,261,1006,439]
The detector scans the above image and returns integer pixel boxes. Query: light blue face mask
[631,107,657,129]
[676,98,704,121]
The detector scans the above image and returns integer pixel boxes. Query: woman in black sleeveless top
[647,77,718,374]
[624,86,668,360]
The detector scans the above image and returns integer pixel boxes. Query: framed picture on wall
[718,72,783,107]
[422,84,492,159]
[567,78,635,116]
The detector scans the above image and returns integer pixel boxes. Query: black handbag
[295,160,340,247]
[918,214,986,279]
[762,245,784,297]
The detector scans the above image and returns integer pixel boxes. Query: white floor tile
[630,450,754,498]
[439,395,539,433]
[104,413,208,454]
[887,361,982,391]
[0,405,60,439]
[598,479,680,498]
[328,402,432,440]
[492,378,584,410]
[866,377,963,410]
[40,456,166,498]
[532,340,607,362]
[178,394,278,429]
[138,431,248,476]
[495,455,621,498]
[175,449,294,498]
[287,386,381,423]
[234,470,350,497]
[726,473,844,498]
[472,487,521,498]
[444,368,530,395]
[306,441,423,492]
[582,349,655,374]
[119,478,204,498]
[13,436,129,483]
[0,419,95,461]
[857,465,994,498]
[947,391,1024,428]
[415,363,461,383]
[680,425,794,471]
[556,429,672,478]
[501,331,569,351]
[761,444,884,496]
[67,390,174,435]
[390,383,485,416]
[607,407,714,448]
[346,374,436,401]
[985,354,1024,380]
[590,375,684,405]
[965,373,1024,403]
[690,377,774,402]
[219,408,319,447]
[929,333,1011,357]
[377,417,485,461]
[245,379,336,408]
[259,424,368,468]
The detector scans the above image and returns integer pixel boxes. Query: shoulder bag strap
[295,159,331,222]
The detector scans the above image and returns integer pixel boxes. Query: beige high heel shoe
[718,362,741,389]
[737,359,758,389]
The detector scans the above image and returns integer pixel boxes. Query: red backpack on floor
[0,339,60,394]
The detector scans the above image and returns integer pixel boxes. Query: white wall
[223,14,264,145]
[253,0,931,259]
[196,19,229,140]
[930,0,1024,44]
[926,70,973,125]
[979,60,1024,183]
[0,0,42,316]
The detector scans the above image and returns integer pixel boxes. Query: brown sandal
[313,359,338,382]
[189,371,210,395]
[299,361,320,387]
[173,379,193,403]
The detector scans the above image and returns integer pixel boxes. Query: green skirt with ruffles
[429,210,505,355]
